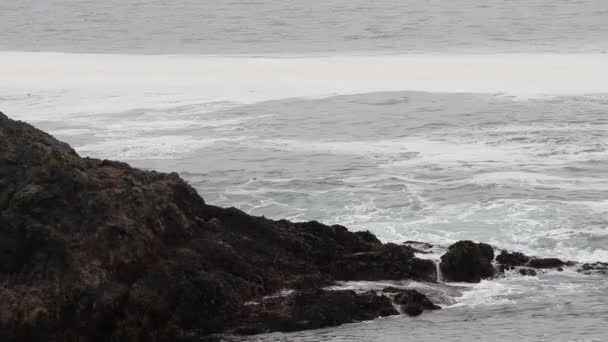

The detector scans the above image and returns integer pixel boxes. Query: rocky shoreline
[0,112,602,341]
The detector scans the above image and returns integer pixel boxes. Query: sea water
[2,1,608,340]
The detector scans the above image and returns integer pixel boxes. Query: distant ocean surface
[2,1,608,341]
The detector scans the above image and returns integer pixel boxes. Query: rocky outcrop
[527,258,567,269]
[0,113,440,341]
[518,268,537,276]
[496,250,570,271]
[439,241,495,282]
[235,289,398,334]
[331,243,437,282]
[382,288,440,316]
[496,250,529,267]
[577,262,608,275]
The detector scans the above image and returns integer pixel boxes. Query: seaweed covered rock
[439,241,495,283]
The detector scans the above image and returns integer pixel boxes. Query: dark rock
[496,249,571,270]
[0,113,440,340]
[402,240,434,253]
[381,286,405,293]
[331,243,437,282]
[403,240,434,249]
[288,273,332,290]
[527,258,566,269]
[391,289,440,317]
[237,289,399,334]
[578,262,608,275]
[518,268,537,276]
[496,250,530,267]
[439,241,495,283]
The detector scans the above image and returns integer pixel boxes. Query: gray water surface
[2,0,608,54]
[3,0,608,340]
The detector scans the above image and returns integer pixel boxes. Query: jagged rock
[578,262,608,275]
[518,268,537,276]
[439,241,495,283]
[496,250,571,271]
[331,243,437,282]
[391,289,440,316]
[527,258,567,269]
[403,241,434,249]
[496,250,530,267]
[402,240,434,254]
[0,113,439,340]
[235,289,398,334]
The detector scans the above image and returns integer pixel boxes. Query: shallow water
[3,0,608,340]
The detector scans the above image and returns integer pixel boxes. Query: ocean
[2,0,608,341]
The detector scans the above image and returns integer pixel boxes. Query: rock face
[331,243,437,282]
[0,113,439,341]
[236,289,398,334]
[439,241,495,282]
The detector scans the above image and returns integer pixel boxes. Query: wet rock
[527,258,566,269]
[0,112,444,340]
[518,268,537,276]
[331,243,437,282]
[496,249,572,270]
[391,289,440,317]
[439,241,495,283]
[237,289,398,334]
[381,286,406,293]
[578,262,608,275]
[496,250,530,267]
[403,240,434,249]
[402,240,434,253]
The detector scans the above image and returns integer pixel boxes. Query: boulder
[390,289,440,316]
[518,268,537,276]
[439,241,495,282]
[496,250,530,267]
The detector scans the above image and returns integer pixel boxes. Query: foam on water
[78,136,249,160]
[3,52,608,101]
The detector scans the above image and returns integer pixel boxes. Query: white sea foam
[471,172,608,190]
[77,136,243,160]
[3,52,608,108]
